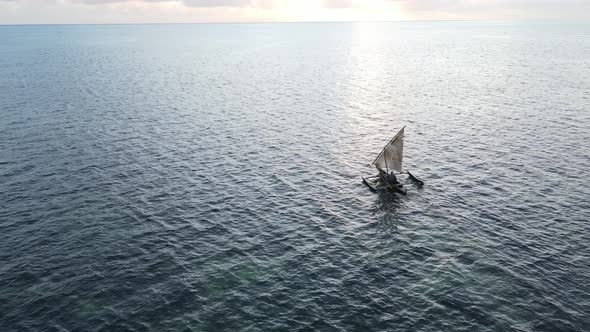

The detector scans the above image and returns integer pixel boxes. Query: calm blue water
[1,22,589,331]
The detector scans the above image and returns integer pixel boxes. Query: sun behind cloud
[265,0,404,22]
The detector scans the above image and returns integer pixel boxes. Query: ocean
[1,22,589,331]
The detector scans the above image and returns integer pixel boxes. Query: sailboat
[362,126,424,195]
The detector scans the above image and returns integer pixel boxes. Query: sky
[0,0,589,24]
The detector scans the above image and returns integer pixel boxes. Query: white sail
[372,127,404,173]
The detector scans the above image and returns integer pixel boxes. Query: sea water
[1,22,589,331]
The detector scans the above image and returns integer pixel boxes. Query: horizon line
[0,18,577,27]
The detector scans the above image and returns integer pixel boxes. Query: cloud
[72,0,263,7]
[182,0,253,7]
[1,0,589,24]
[389,0,590,12]
[323,0,590,15]
[322,0,358,9]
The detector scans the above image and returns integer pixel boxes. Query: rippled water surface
[1,22,589,331]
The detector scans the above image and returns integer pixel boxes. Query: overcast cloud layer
[1,0,589,24]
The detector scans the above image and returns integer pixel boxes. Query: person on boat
[387,171,405,190]
[387,171,399,184]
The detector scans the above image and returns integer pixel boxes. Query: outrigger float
[362,126,424,195]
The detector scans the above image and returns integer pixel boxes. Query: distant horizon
[1,18,588,27]
[1,0,589,25]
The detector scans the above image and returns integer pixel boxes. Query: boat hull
[362,176,407,195]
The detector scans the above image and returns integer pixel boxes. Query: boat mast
[384,149,389,173]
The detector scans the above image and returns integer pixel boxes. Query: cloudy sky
[1,0,589,24]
